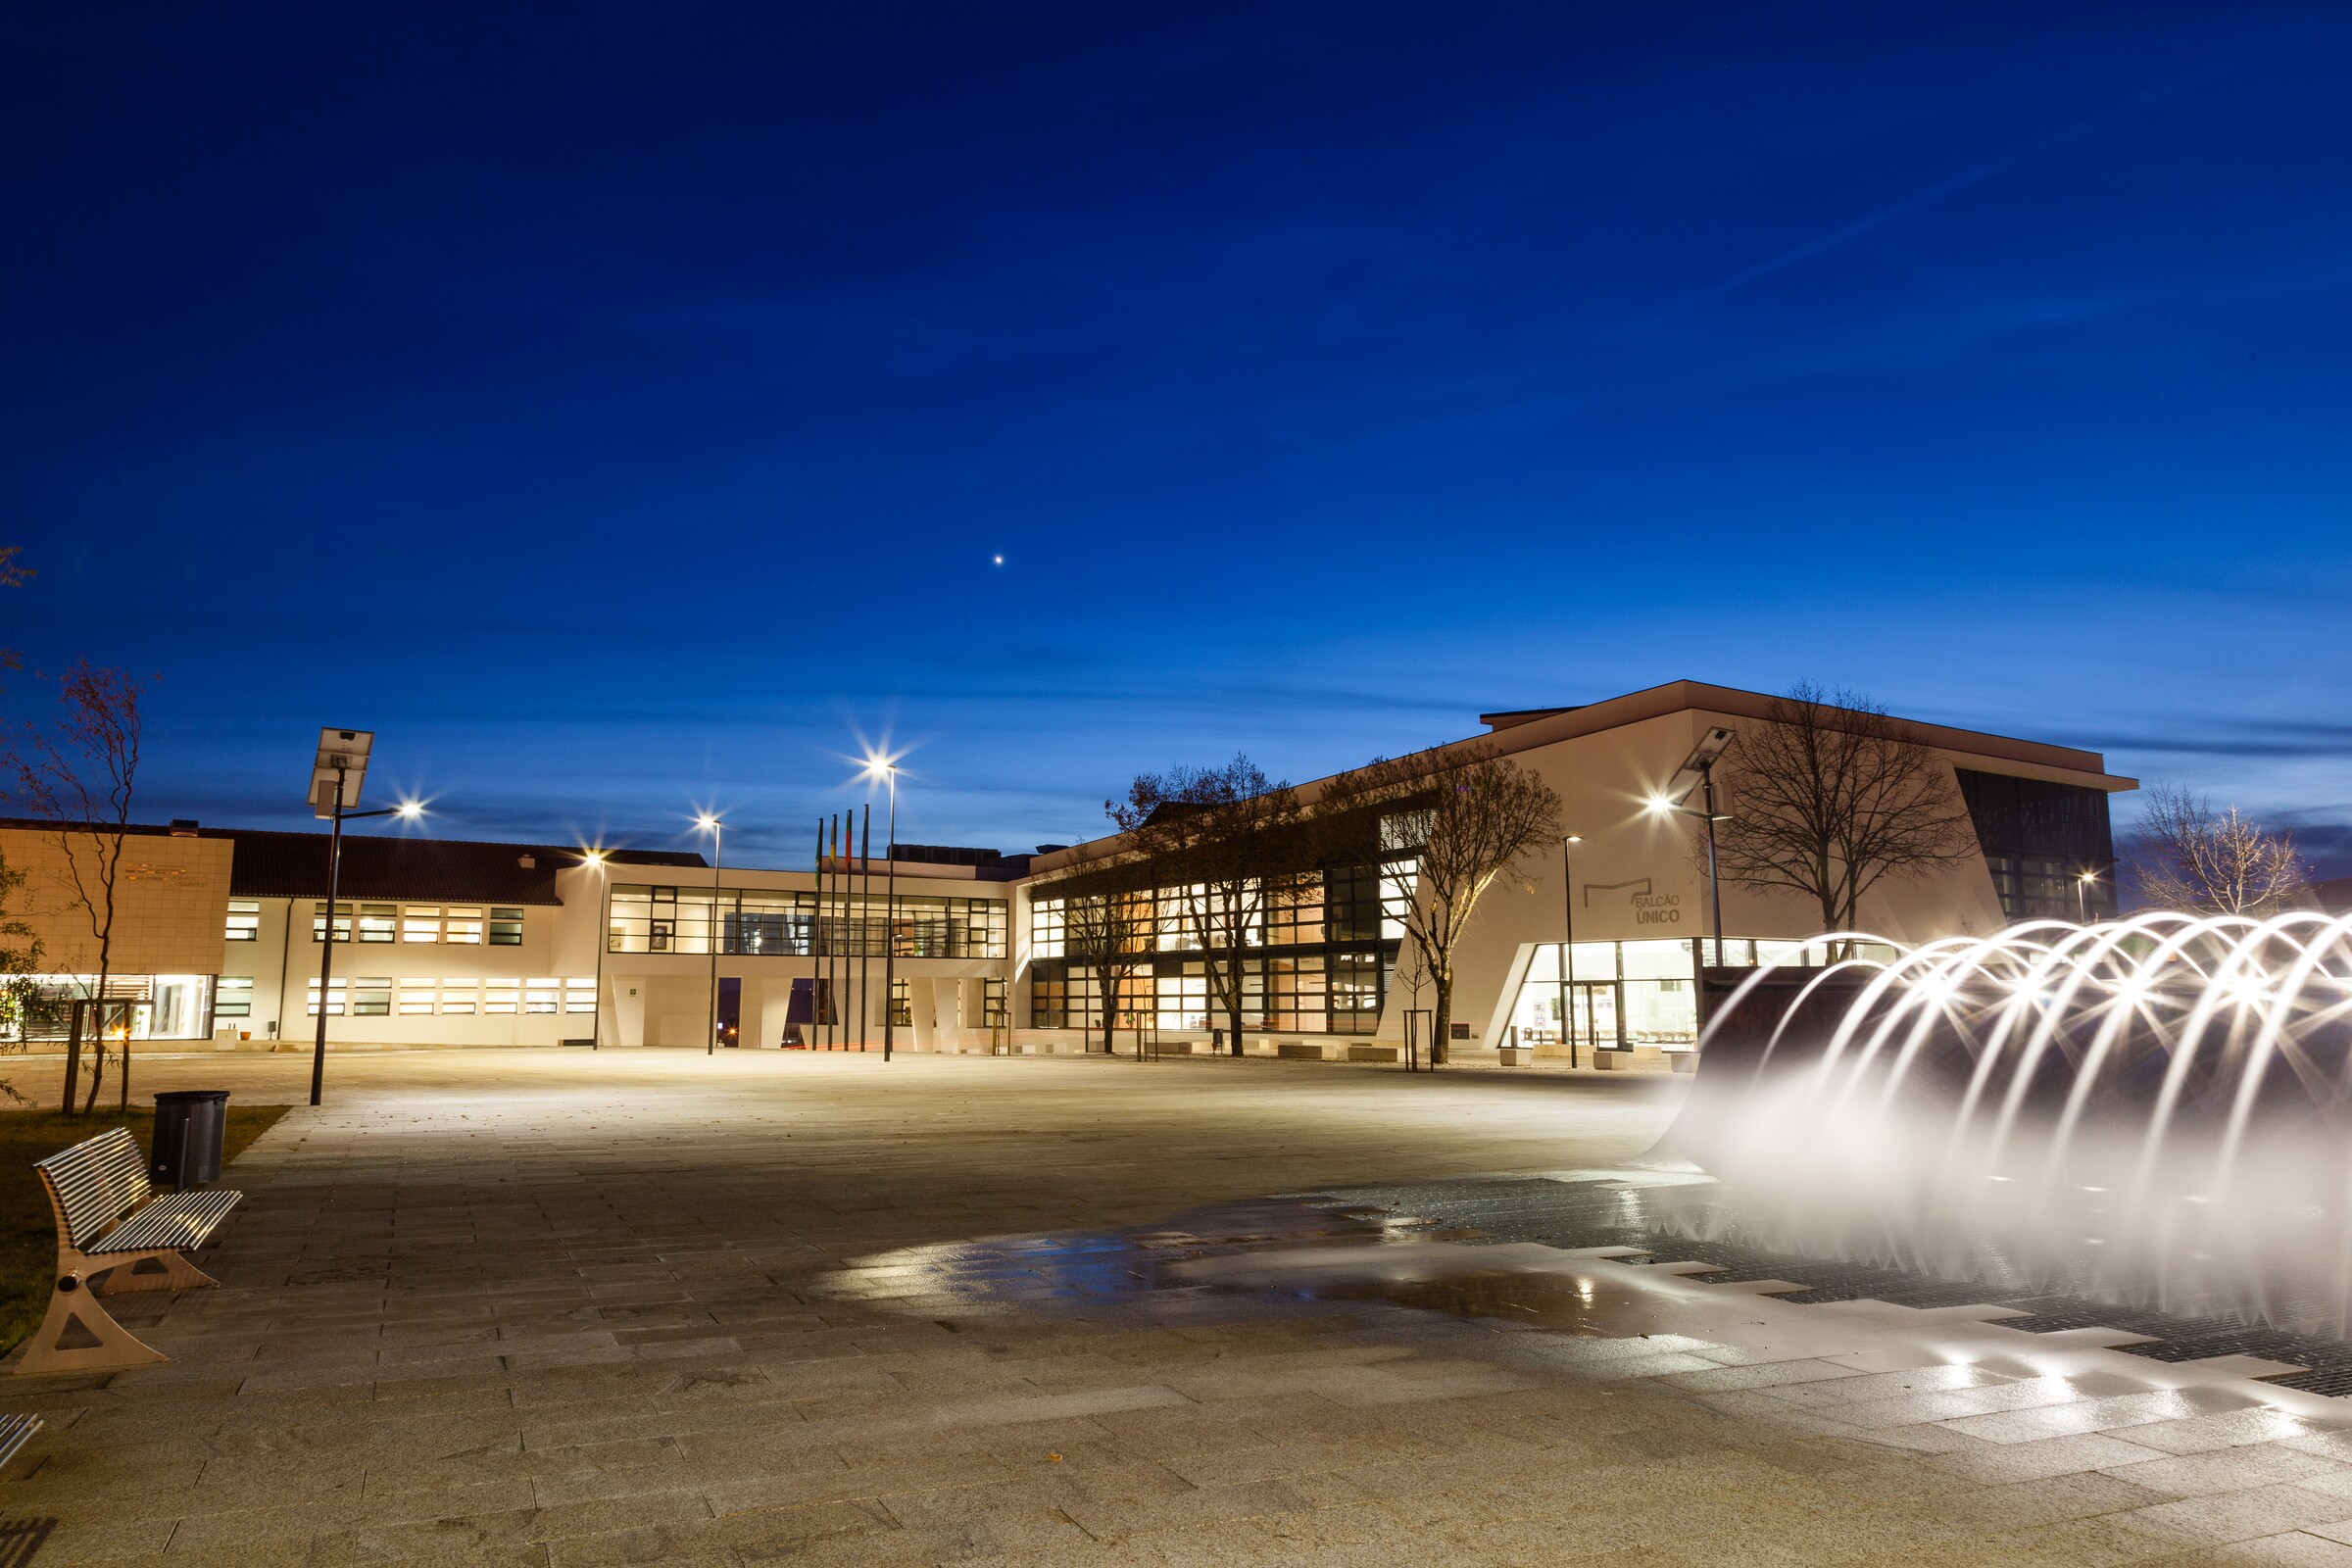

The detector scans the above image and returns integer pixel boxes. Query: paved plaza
[8,1050,2352,1565]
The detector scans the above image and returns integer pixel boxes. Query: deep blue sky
[6,3,2349,867]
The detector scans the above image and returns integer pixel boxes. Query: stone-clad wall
[0,827,231,975]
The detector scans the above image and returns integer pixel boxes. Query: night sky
[6,3,2348,867]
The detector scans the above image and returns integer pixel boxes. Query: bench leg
[14,1277,167,1376]
[96,1250,220,1295]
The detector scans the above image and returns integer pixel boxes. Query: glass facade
[606,885,1007,959]
[1505,938,1878,1052]
[1028,863,1404,1035]
[1956,768,2118,923]
[6,975,217,1041]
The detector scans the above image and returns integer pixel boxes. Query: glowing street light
[1647,727,1737,966]
[2077,868,2100,925]
[859,752,901,1062]
[305,727,427,1106]
[1559,834,1584,1068]
[580,849,610,1051]
[695,813,723,1054]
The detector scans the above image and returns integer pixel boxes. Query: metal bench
[0,1414,39,1471]
[17,1128,242,1376]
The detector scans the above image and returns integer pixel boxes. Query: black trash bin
[151,1090,230,1189]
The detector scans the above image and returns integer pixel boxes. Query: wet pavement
[8,1049,2352,1563]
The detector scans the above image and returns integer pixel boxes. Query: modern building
[0,680,2135,1063]
[1021,680,2132,1061]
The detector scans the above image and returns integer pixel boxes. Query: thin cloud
[1642,54,2245,324]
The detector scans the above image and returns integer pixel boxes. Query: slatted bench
[0,1414,39,1471]
[17,1127,242,1376]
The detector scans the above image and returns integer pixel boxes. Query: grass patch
[0,1103,289,1354]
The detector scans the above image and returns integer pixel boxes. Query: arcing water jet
[1658,911,2352,1334]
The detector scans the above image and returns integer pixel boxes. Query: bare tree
[1048,845,1158,1057]
[1335,746,1562,1066]
[12,662,146,1112]
[1110,756,1316,1056]
[2126,783,2309,915]
[1390,940,1432,1073]
[1708,681,1976,940]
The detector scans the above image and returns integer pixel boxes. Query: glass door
[1569,981,1619,1057]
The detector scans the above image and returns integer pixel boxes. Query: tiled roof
[210,829,706,905]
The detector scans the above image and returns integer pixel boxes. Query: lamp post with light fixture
[1558,834,1583,1068]
[305,727,423,1107]
[581,850,610,1049]
[860,755,901,1062]
[2077,868,2099,924]
[1646,727,1737,969]
[697,814,723,1054]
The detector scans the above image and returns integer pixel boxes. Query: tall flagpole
[827,813,840,1048]
[811,817,824,1048]
[858,806,872,1053]
[842,817,851,1048]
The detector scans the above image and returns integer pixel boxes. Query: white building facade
[11,681,2134,1064]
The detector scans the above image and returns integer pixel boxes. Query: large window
[8,976,215,1041]
[1026,859,1401,1036]
[605,886,1008,958]
[225,902,260,942]
[216,977,253,1018]
[1029,897,1066,958]
[1507,938,1896,1053]
[1957,768,2117,923]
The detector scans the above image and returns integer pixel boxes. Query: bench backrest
[34,1128,153,1250]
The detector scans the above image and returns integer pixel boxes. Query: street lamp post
[1647,728,1738,970]
[697,814,723,1054]
[882,765,899,1062]
[583,851,609,1049]
[1699,759,1726,968]
[305,728,422,1107]
[2077,868,2099,924]
[1559,834,1583,1069]
[859,754,903,1062]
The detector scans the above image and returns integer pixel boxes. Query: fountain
[1657,911,2352,1335]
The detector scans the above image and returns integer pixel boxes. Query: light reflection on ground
[822,1174,2352,1419]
